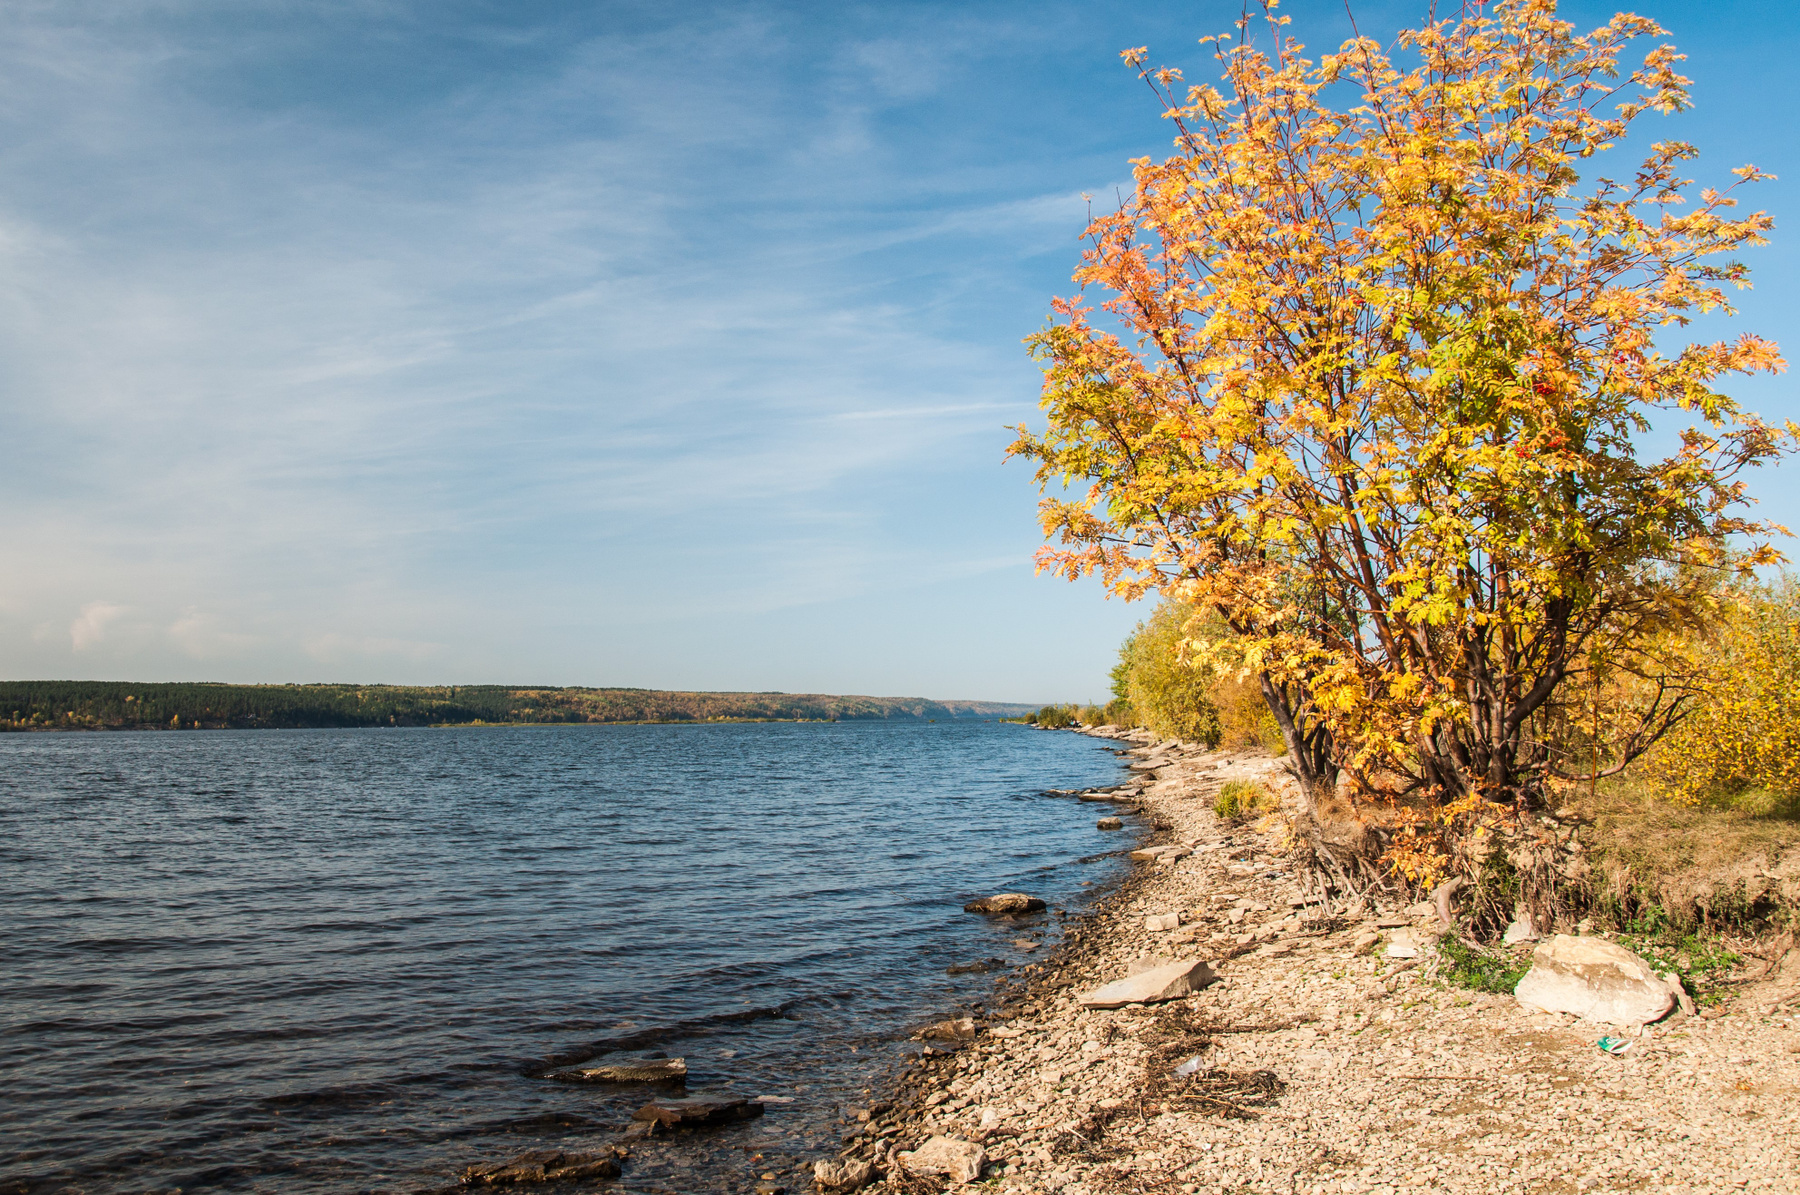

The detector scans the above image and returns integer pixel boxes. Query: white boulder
[1513,934,1675,1026]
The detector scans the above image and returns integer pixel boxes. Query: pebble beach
[841,729,1800,1195]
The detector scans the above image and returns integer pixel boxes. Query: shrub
[1644,577,1800,816]
[1033,704,1076,729]
[1112,601,1221,745]
[1436,937,1531,995]
[1214,779,1276,821]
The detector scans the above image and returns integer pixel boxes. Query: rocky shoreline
[825,729,1800,1195]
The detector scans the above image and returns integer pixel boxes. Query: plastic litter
[1172,1055,1204,1078]
[1597,1035,1632,1055]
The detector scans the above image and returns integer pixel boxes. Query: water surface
[1,721,1131,1193]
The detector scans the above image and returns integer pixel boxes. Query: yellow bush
[1646,579,1800,814]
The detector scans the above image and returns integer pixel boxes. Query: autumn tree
[1012,1,1791,834]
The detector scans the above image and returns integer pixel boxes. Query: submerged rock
[963,893,1045,915]
[1081,958,1218,1008]
[1096,816,1124,830]
[461,1148,621,1185]
[630,1096,765,1128]
[945,957,1006,975]
[552,1057,686,1083]
[917,1017,979,1041]
[1513,934,1675,1026]
[898,1135,986,1183]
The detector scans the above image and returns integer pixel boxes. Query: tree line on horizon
[0,682,1032,732]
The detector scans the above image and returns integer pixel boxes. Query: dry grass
[1563,779,1800,933]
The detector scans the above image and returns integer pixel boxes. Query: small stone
[917,1017,979,1041]
[1513,935,1676,1026]
[1096,816,1123,829]
[1352,931,1379,956]
[1385,929,1421,958]
[1145,912,1182,931]
[814,1158,875,1190]
[1502,917,1537,945]
[963,893,1046,915]
[1661,970,1697,1017]
[899,1135,987,1183]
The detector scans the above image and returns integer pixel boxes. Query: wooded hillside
[0,682,1035,731]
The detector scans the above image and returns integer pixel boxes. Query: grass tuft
[1214,779,1276,821]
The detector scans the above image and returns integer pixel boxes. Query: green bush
[1436,937,1531,994]
[1033,704,1077,729]
[1614,908,1743,1003]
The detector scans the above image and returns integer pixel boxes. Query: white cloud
[70,601,126,651]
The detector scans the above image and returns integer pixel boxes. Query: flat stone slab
[462,1148,621,1185]
[1513,934,1676,1026]
[1080,958,1219,1008]
[552,1057,686,1083]
[630,1096,765,1128]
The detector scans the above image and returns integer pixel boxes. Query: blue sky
[0,0,1793,702]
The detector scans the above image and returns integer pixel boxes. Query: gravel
[852,730,1800,1195]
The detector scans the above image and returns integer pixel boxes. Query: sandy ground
[845,731,1800,1195]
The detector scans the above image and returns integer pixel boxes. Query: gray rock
[461,1148,621,1185]
[553,1057,686,1083]
[1096,816,1123,830]
[813,1158,875,1191]
[1144,912,1182,931]
[1513,934,1676,1026]
[630,1097,765,1128]
[963,893,1045,915]
[1080,958,1218,1008]
[1502,917,1538,945]
[898,1135,986,1183]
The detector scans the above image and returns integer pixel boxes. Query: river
[1,720,1132,1193]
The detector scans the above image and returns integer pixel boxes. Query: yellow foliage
[1012,0,1791,815]
[1113,601,1222,745]
[1646,579,1800,813]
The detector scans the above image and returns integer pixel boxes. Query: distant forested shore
[0,682,1037,732]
